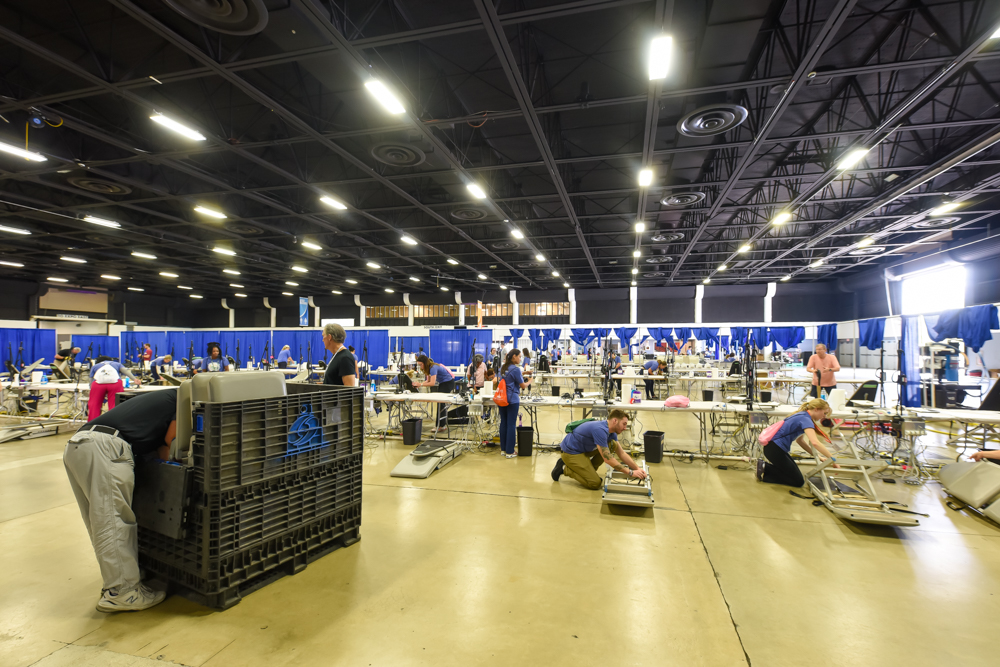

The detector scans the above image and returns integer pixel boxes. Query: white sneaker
[97,583,166,612]
[505,452,517,459]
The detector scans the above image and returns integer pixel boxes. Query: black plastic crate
[192,386,364,492]
[140,503,361,609]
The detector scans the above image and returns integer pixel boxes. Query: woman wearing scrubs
[415,354,456,432]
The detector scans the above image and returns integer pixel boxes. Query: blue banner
[299,297,309,327]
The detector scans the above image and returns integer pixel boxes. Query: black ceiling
[1,0,999,301]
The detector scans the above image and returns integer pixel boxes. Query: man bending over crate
[63,389,177,612]
[551,409,647,489]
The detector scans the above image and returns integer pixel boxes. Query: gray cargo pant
[63,430,140,592]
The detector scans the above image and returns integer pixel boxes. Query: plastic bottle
[40,373,48,385]
[820,388,827,401]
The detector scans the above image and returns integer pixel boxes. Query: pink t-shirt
[806,353,840,386]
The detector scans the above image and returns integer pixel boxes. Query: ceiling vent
[913,216,959,229]
[225,222,263,235]
[68,177,131,195]
[650,232,684,243]
[371,142,426,167]
[163,0,269,35]
[660,192,706,207]
[807,264,833,272]
[490,241,519,250]
[646,256,673,263]
[451,207,488,221]
[643,272,667,278]
[848,246,885,256]
[677,104,748,137]
[516,262,539,268]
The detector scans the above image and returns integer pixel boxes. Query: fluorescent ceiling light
[385,288,394,293]
[291,265,308,273]
[223,269,240,275]
[703,278,710,284]
[48,277,68,283]
[771,212,792,225]
[781,276,791,281]
[993,25,1000,39]
[635,221,646,233]
[409,276,420,282]
[929,202,961,216]
[836,148,869,171]
[128,287,144,292]
[551,271,559,277]
[638,169,653,187]
[234,293,247,297]
[84,215,120,228]
[159,272,178,278]
[648,35,672,80]
[285,281,299,286]
[366,262,380,269]
[178,285,193,290]
[302,241,322,250]
[500,285,507,290]
[132,251,156,259]
[61,256,86,263]
[212,247,236,256]
[149,114,206,141]
[229,283,244,288]
[631,268,638,274]
[282,292,293,296]
[511,229,524,239]
[535,254,545,261]
[466,183,487,199]
[401,235,418,245]
[633,250,640,258]
[346,279,358,284]
[101,274,121,280]
[440,286,449,291]
[718,264,727,271]
[563,282,570,288]
[190,294,203,299]
[809,259,824,268]
[857,237,875,248]
[331,290,343,295]
[477,273,487,280]
[194,206,226,219]
[320,196,347,210]
[631,281,637,286]
[364,79,406,114]
[0,140,46,161]
[447,258,459,265]
[739,244,751,253]
[0,224,31,235]
[0,260,25,267]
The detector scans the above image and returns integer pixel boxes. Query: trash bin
[644,430,664,463]
[702,389,713,402]
[551,386,561,397]
[760,390,772,402]
[402,418,422,446]
[516,426,533,456]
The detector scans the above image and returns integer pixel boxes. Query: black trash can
[760,390,772,402]
[551,386,561,397]
[402,417,422,446]
[702,389,714,402]
[644,430,664,463]
[516,426,533,457]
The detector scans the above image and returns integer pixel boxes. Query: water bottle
[41,373,48,385]
[124,376,130,388]
[820,388,827,401]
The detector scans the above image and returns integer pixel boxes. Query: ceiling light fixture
[500,285,508,290]
[836,148,870,171]
[703,278,710,284]
[83,215,120,228]
[440,286,449,291]
[193,206,226,219]
[739,244,751,253]
[632,268,638,274]
[291,265,308,273]
[234,293,247,298]
[401,235,418,245]
[223,269,240,275]
[229,283,244,288]
[633,250,640,258]
[149,113,206,141]
[857,237,875,248]
[48,277,68,283]
[409,276,420,282]
[477,273,487,280]
[535,254,545,262]
[331,290,343,295]
[718,264,727,271]
[635,221,646,233]
[771,211,792,226]
[285,281,299,286]
[132,251,156,259]
[552,271,560,277]
[128,287,144,292]
[447,258,459,265]
[301,241,322,250]
[563,282,570,288]
[212,247,236,256]
[364,79,406,114]
[0,140,46,161]
[282,292,293,296]
[178,285,193,290]
[0,260,25,267]
[190,294,203,299]
[781,275,791,281]
[466,183,487,199]
[159,272,178,278]
[631,280,637,286]
[511,229,524,239]
[648,35,673,80]
[809,259,824,268]
[385,288,395,293]
[101,274,121,280]
[61,256,86,263]
[320,196,347,210]
[0,224,31,235]
[346,279,358,285]
[929,201,961,216]
[638,169,653,187]
[366,262,380,269]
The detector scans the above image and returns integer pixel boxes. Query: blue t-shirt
[89,360,126,380]
[276,349,292,364]
[504,366,524,404]
[560,420,618,455]
[643,359,658,373]
[151,356,169,367]
[198,356,230,372]
[429,364,454,384]
[769,411,815,453]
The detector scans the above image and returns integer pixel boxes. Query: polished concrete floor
[2,407,999,667]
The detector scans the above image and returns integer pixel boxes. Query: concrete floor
[2,407,999,667]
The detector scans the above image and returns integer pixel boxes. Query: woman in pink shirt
[806,343,840,397]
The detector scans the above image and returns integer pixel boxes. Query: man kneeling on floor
[63,389,178,612]
[551,409,648,488]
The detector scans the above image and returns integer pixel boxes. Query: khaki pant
[561,449,604,490]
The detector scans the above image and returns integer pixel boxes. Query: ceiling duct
[225,222,263,235]
[370,142,426,167]
[848,245,885,256]
[645,255,673,263]
[490,241,519,250]
[676,104,748,137]
[912,216,960,229]
[450,207,488,221]
[650,231,684,243]
[660,192,706,207]
[68,176,131,195]
[162,0,269,35]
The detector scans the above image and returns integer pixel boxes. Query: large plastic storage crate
[192,385,363,492]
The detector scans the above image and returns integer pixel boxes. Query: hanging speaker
[676,104,748,137]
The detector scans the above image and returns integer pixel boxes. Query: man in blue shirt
[643,358,667,399]
[551,409,647,489]
[149,354,172,382]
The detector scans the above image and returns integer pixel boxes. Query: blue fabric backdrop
[729,327,747,350]
[217,331,271,367]
[750,327,771,347]
[644,327,666,343]
[614,327,638,359]
[692,328,720,345]
[120,332,169,363]
[816,324,838,352]
[528,328,544,350]
[72,335,119,359]
[346,329,390,368]
[508,328,524,347]
[392,336,428,356]
[900,315,922,407]
[1,328,56,367]
[570,328,592,348]
[430,329,491,366]
[672,327,691,345]
[926,304,998,352]
[858,318,886,350]
[769,327,805,350]
[543,328,563,349]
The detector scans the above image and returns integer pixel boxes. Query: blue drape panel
[429,329,491,366]
[749,327,771,347]
[187,331,222,359]
[71,335,119,359]
[391,336,428,355]
[729,327,747,350]
[528,328,544,350]
[0,328,56,366]
[543,328,563,348]
[570,328,592,348]
[345,329,390,368]
[644,327,664,343]
[614,327,638,359]
[672,327,691,343]
[858,318,886,350]
[816,324,838,352]
[900,315,922,407]
[508,328,524,346]
[272,331,316,364]
[769,327,805,350]
[593,328,611,344]
[720,335,730,353]
[120,332,169,363]
[692,328,720,345]
[926,304,998,352]
[163,332,188,359]
[217,331,271,366]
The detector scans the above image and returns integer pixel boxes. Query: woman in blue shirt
[275,345,294,368]
[756,398,838,486]
[415,354,456,432]
[499,349,532,458]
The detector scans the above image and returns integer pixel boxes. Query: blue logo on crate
[287,405,324,454]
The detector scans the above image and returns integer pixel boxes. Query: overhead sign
[299,297,309,327]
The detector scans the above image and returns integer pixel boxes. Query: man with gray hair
[321,323,356,386]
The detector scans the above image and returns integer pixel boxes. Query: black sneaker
[755,458,765,482]
[551,457,565,482]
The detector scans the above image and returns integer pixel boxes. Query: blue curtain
[430,329,491,366]
[673,327,691,344]
[508,328,524,347]
[72,335,119,359]
[392,336,428,356]
[614,327,638,359]
[692,328,720,345]
[593,328,611,343]
[528,328,544,350]
[729,327,748,350]
[569,328,592,348]
[272,331,322,365]
[816,324,838,352]
[543,328,563,349]
[644,327,664,343]
[769,327,805,350]
[926,304,998,352]
[217,330,271,367]
[0,328,56,367]
[720,335,730,353]
[345,329,390,368]
[749,327,771,347]
[120,331,169,363]
[900,315,922,407]
[858,318,886,350]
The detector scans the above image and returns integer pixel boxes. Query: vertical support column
[355,295,365,327]
[568,288,576,325]
[308,296,319,327]
[629,286,637,324]
[510,289,519,325]
[221,298,234,328]
[455,291,464,325]
[764,282,776,323]
[403,293,414,326]
[263,298,276,328]
[694,285,704,323]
